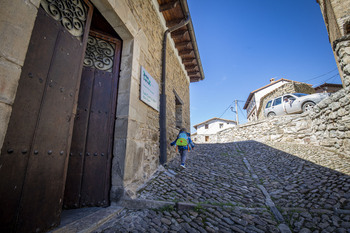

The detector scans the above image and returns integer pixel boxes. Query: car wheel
[302,101,315,112]
[267,112,276,117]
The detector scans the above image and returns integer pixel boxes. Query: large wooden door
[64,31,122,208]
[0,1,92,232]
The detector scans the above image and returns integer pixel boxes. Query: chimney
[270,78,275,83]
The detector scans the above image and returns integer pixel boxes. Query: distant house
[314,83,343,93]
[192,118,237,143]
[243,78,314,121]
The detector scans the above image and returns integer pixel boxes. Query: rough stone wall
[330,0,350,35]
[0,0,40,153]
[112,0,191,196]
[318,0,342,43]
[257,82,315,120]
[166,41,191,159]
[318,0,350,86]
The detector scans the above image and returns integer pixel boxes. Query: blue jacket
[171,132,195,151]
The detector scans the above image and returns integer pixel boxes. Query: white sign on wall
[140,66,159,111]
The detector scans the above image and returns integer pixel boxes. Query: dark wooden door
[64,31,122,208]
[0,1,92,232]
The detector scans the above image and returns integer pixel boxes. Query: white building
[192,118,237,143]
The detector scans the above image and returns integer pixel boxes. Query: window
[266,100,272,108]
[205,136,209,142]
[174,92,183,128]
[205,124,208,129]
[219,123,224,128]
[273,97,282,106]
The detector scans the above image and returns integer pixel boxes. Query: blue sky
[188,0,342,132]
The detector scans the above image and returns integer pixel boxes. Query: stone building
[317,0,350,87]
[314,82,343,93]
[0,0,204,232]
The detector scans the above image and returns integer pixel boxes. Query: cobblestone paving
[94,141,350,232]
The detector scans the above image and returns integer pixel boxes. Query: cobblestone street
[94,141,350,233]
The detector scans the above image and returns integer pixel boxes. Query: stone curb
[120,198,271,212]
[119,198,213,210]
[51,206,124,233]
[119,198,176,210]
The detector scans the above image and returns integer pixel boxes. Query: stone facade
[110,0,192,198]
[317,0,350,86]
[257,82,315,120]
[0,0,194,201]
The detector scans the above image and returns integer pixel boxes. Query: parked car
[264,93,330,117]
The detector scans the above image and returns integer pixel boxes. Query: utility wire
[301,68,338,82]
[313,73,340,87]
[218,100,235,118]
[237,102,247,118]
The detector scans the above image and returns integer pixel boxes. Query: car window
[283,95,296,101]
[293,93,308,97]
[266,100,272,108]
[273,97,282,106]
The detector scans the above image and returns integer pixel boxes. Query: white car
[264,93,330,117]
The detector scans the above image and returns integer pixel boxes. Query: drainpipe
[159,15,190,165]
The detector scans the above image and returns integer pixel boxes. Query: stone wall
[92,0,192,198]
[317,0,350,86]
[257,82,315,120]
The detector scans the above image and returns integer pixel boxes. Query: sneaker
[180,163,186,169]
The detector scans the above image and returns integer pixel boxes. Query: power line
[218,100,235,118]
[313,73,340,87]
[237,102,246,119]
[301,68,338,82]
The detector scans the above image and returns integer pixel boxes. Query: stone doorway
[63,8,123,209]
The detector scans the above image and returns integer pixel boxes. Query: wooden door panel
[80,71,113,207]
[64,68,94,208]
[0,9,60,232]
[0,0,93,231]
[16,28,85,232]
[64,32,121,208]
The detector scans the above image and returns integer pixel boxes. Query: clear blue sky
[188,0,342,132]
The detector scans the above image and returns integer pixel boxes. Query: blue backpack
[176,132,189,146]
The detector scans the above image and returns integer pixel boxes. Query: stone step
[51,206,124,233]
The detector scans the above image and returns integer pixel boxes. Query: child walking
[170,128,195,168]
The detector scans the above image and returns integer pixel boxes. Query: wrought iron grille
[83,35,116,72]
[40,0,88,38]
